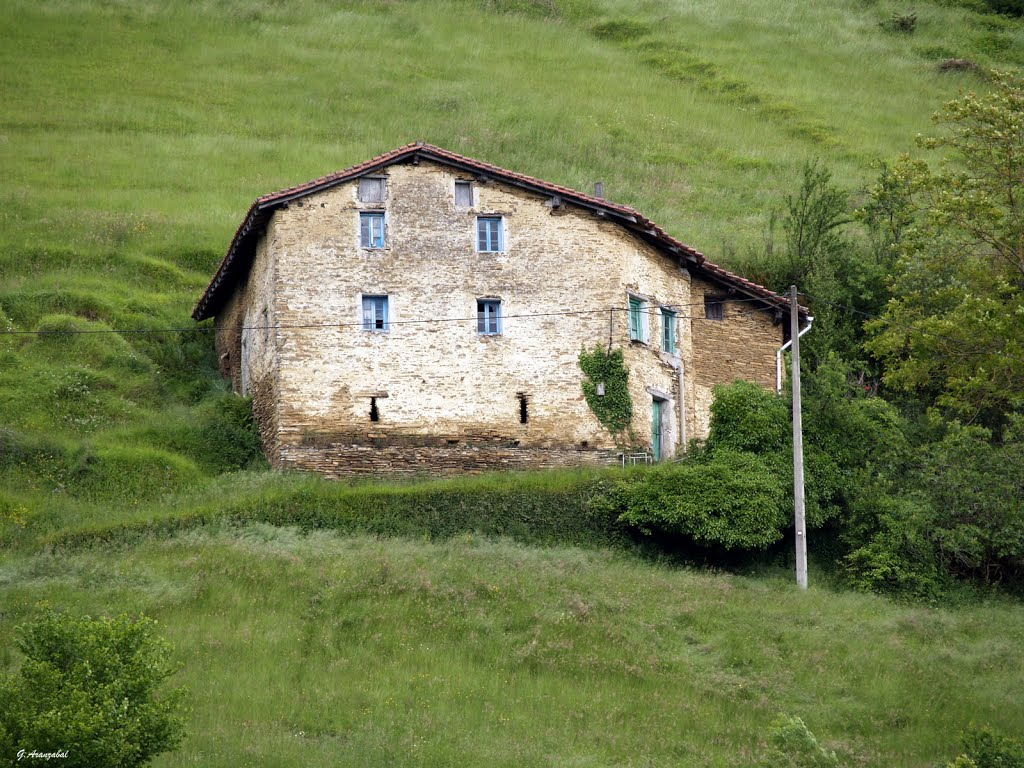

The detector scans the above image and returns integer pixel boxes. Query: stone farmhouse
[193,143,807,476]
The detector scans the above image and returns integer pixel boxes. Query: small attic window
[704,296,725,321]
[359,177,386,203]
[455,180,473,207]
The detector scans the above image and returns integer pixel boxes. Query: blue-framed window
[661,308,676,353]
[361,295,389,331]
[477,217,503,252]
[360,212,385,248]
[628,296,644,341]
[477,299,501,335]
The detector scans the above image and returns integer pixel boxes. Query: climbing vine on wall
[579,346,633,442]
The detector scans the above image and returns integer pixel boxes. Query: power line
[0,297,782,336]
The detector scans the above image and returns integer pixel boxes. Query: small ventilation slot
[517,393,529,424]
[369,397,380,422]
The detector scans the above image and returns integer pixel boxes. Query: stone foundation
[280,440,620,477]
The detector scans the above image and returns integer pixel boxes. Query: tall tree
[867,72,1024,425]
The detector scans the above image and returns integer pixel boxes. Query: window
[455,180,473,207]
[704,296,725,321]
[360,212,385,248]
[358,177,385,203]
[361,295,389,331]
[477,217,503,252]
[661,308,676,353]
[477,299,501,335]
[628,296,644,342]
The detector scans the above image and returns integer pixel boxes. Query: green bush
[601,449,788,550]
[49,470,632,552]
[947,725,1024,768]
[843,417,1024,596]
[918,421,1024,585]
[843,490,945,599]
[0,611,185,768]
[705,380,790,456]
[880,12,917,33]
[762,715,839,768]
[192,394,264,473]
[985,0,1024,17]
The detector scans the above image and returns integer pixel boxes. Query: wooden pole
[790,285,808,590]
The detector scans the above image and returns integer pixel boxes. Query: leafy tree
[918,418,1024,584]
[730,160,887,372]
[867,72,1024,425]
[782,160,850,290]
[0,611,185,768]
[844,416,1024,595]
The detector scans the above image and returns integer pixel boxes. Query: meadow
[4,526,1024,767]
[2,0,1024,765]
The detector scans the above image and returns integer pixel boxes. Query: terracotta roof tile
[192,143,806,320]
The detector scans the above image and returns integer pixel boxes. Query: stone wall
[689,275,784,438]
[266,162,631,474]
[217,158,785,474]
[214,230,281,461]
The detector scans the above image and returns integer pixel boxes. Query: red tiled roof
[192,142,806,321]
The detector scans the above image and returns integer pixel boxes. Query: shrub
[843,417,1024,596]
[843,490,945,599]
[50,470,632,552]
[192,394,265,473]
[0,611,185,768]
[762,715,839,768]
[985,0,1024,17]
[705,380,789,457]
[946,725,1024,768]
[918,420,1024,585]
[603,449,788,550]
[880,12,917,33]
[590,18,652,41]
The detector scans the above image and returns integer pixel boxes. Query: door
[651,399,662,461]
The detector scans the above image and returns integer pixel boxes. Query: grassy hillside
[3,1,1024,765]
[4,527,1024,767]
[3,0,1023,510]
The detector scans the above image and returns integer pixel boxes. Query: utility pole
[790,285,808,590]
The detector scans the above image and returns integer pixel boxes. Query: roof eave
[193,143,799,322]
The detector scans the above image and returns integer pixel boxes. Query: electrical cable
[0,297,784,336]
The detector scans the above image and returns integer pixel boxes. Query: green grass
[2,0,1022,490]
[2,2,1024,764]
[3,527,1023,767]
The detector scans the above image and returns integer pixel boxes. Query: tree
[0,611,185,768]
[867,72,1024,425]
